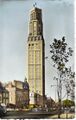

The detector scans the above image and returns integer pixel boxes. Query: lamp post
[45,56,62,118]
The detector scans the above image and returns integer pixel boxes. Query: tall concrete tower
[28,6,45,106]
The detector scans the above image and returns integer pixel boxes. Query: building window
[0,96,2,101]
[31,14,33,20]
[6,99,9,104]
[11,97,12,101]
[33,22,37,35]
[6,93,9,98]
[3,93,5,97]
[3,99,5,104]
[32,44,34,46]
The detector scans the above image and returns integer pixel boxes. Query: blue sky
[0,0,74,100]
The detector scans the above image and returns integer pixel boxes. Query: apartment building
[6,80,29,108]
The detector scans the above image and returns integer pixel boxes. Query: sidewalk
[7,108,30,112]
[49,113,75,119]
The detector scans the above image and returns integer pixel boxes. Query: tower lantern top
[33,2,37,8]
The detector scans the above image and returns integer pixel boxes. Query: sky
[0,0,74,100]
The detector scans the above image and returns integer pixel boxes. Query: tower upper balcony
[28,5,43,38]
[30,7,42,21]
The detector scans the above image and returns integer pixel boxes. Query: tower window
[32,44,34,46]
[29,44,30,46]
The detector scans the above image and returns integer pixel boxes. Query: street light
[45,56,62,118]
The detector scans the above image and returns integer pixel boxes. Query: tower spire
[33,2,37,8]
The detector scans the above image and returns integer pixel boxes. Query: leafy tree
[50,36,73,71]
[63,99,75,107]
[50,36,73,118]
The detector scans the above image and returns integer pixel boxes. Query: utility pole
[54,75,62,118]
[51,77,58,108]
[58,75,62,118]
[51,85,56,110]
[66,91,69,119]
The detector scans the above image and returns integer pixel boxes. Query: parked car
[31,108,38,112]
[0,104,7,116]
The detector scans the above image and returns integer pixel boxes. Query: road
[1,111,57,119]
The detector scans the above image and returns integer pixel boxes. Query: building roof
[6,80,29,90]
[14,80,29,90]
[23,81,29,90]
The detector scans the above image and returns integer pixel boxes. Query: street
[0,110,75,119]
[1,111,55,119]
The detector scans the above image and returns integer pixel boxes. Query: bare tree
[62,67,75,101]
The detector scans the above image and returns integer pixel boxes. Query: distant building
[28,6,45,106]
[0,82,9,105]
[5,80,29,108]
